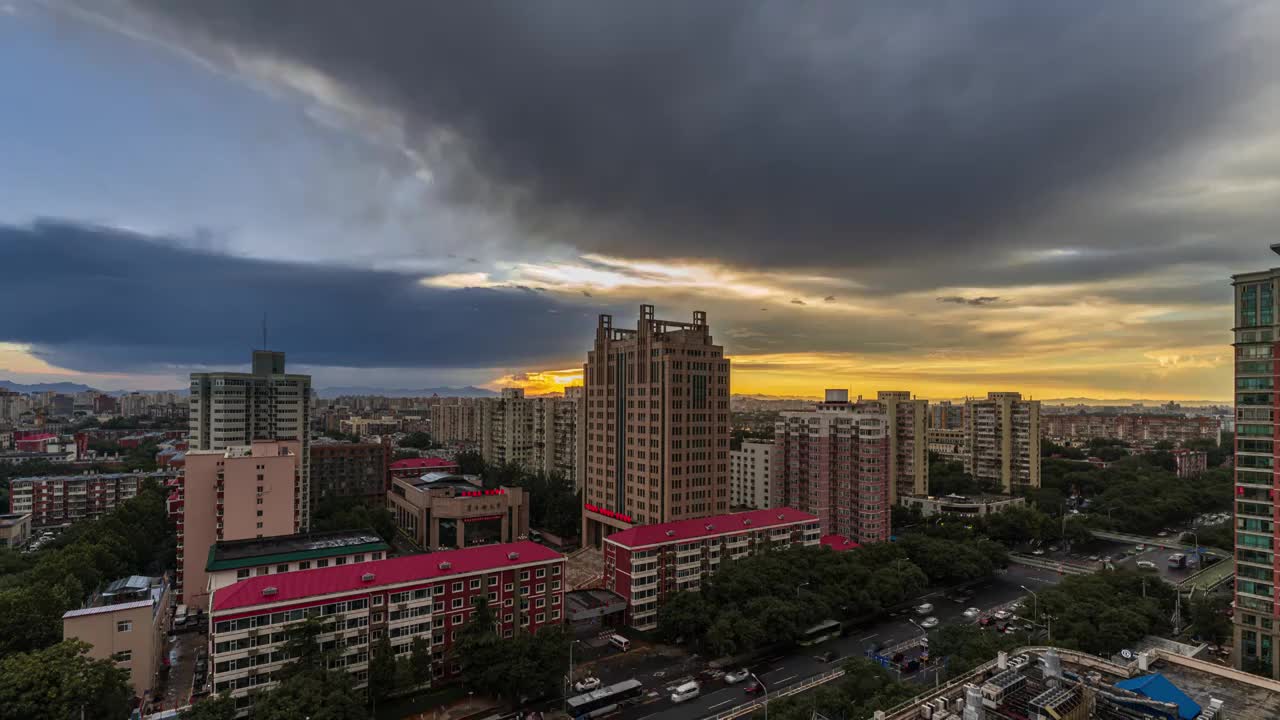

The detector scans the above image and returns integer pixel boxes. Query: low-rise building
[62,575,172,708]
[729,440,775,509]
[603,507,821,630]
[204,530,391,599]
[9,471,169,526]
[388,473,528,550]
[1173,448,1208,478]
[1041,412,1220,447]
[0,512,32,548]
[899,493,1026,518]
[208,541,564,708]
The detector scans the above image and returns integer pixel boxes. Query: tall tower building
[877,391,930,501]
[774,390,892,544]
[964,391,1041,493]
[1232,261,1279,677]
[189,350,312,526]
[476,388,584,487]
[581,306,730,546]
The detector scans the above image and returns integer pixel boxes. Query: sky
[3,1,1280,400]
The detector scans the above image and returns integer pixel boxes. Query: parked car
[1089,555,1100,562]
[1157,531,1169,537]
[723,669,750,685]
[919,617,939,629]
[1031,548,1046,556]
[962,607,981,619]
[573,677,602,693]
[993,610,1012,621]
[1136,560,1157,570]
[914,603,933,615]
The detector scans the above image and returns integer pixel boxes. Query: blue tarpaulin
[1115,673,1201,720]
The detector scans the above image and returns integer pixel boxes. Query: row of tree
[657,537,1007,657]
[0,480,175,660]
[763,657,919,720]
[458,453,582,539]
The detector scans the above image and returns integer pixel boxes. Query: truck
[1168,553,1187,569]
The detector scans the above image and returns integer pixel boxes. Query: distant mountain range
[0,380,99,394]
[315,386,499,399]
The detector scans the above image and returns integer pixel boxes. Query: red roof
[212,541,562,613]
[604,507,819,549]
[820,534,861,552]
[389,457,458,471]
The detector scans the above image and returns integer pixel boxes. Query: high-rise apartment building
[964,392,1041,493]
[774,390,892,543]
[930,400,965,430]
[478,388,585,487]
[546,386,586,489]
[309,440,390,508]
[175,440,301,606]
[729,441,775,509]
[581,306,730,546]
[1231,263,1280,677]
[429,398,483,444]
[877,391,929,501]
[189,351,312,526]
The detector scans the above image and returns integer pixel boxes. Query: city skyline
[6,3,1280,400]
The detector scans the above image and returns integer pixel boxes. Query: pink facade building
[774,390,892,544]
[603,507,820,630]
[176,440,300,606]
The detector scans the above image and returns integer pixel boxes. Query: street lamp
[750,672,769,720]
[908,619,927,640]
[796,581,811,598]
[1020,585,1039,621]
[565,639,582,702]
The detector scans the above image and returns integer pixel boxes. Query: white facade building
[729,441,775,509]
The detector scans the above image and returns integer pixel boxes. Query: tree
[251,669,366,720]
[0,640,133,720]
[410,636,432,685]
[1036,571,1175,656]
[398,432,438,450]
[1191,595,1232,645]
[368,636,398,702]
[450,598,505,692]
[310,495,397,545]
[179,695,238,720]
[454,450,486,476]
[928,624,1020,677]
[279,616,334,679]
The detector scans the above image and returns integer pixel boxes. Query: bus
[566,679,644,719]
[798,619,841,646]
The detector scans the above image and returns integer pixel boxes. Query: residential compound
[965,391,1041,492]
[729,440,775,509]
[773,390,917,543]
[175,440,302,605]
[1231,261,1280,678]
[208,542,564,707]
[428,398,485,444]
[62,575,171,708]
[9,471,169,526]
[189,350,312,526]
[603,507,821,630]
[308,440,390,507]
[1041,412,1220,447]
[479,387,584,488]
[581,306,731,546]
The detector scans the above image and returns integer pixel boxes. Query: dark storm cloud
[0,221,602,372]
[120,1,1261,268]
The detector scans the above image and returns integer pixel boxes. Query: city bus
[798,619,841,646]
[566,678,644,719]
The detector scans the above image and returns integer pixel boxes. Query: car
[1031,548,1046,556]
[744,681,764,695]
[1136,560,1157,570]
[723,669,750,685]
[993,610,1012,621]
[919,617,939,629]
[572,677,602,693]
[914,603,934,615]
[819,650,841,663]
[978,616,994,627]
[1135,544,1146,552]
[963,607,981,619]
[1157,531,1169,537]
[1048,545,1059,552]
[1089,555,1100,561]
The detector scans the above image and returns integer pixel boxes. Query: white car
[962,607,981,619]
[993,610,1012,621]
[723,669,750,685]
[573,677,602,693]
[920,617,940,629]
[915,603,934,615]
[1136,560,1157,570]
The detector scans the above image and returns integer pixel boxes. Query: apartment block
[926,427,968,464]
[929,400,965,430]
[729,441,775,509]
[1172,448,1208,479]
[603,508,820,630]
[177,441,301,607]
[208,541,564,707]
[582,306,731,546]
[190,351,312,526]
[63,575,172,707]
[388,473,528,550]
[204,530,390,599]
[9,471,166,526]
[428,399,483,444]
[309,441,391,508]
[477,388,584,488]
[1040,412,1219,447]
[877,391,929,501]
[774,390,892,544]
[545,386,585,488]
[1231,263,1280,678]
[965,392,1041,493]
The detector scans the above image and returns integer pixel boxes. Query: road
[1015,533,1228,587]
[575,564,1063,720]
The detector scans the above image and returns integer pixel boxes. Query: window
[336,557,347,566]
[488,575,498,587]
[470,578,482,590]
[551,609,560,620]
[372,595,384,607]
[113,650,132,663]
[536,613,545,623]
[536,568,546,579]
[237,569,251,580]
[256,567,269,576]
[504,583,513,592]
[488,592,497,602]
[256,522,263,529]
[277,564,289,573]
[536,584,545,594]
[452,613,464,625]
[519,571,530,581]
[452,582,464,593]
[298,561,310,570]
[117,620,132,632]
[452,597,464,609]
[354,554,365,563]
[318,559,329,568]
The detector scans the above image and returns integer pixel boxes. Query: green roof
[206,533,391,572]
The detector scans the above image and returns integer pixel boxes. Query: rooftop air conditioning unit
[262,586,278,596]
[743,519,752,525]
[705,524,714,531]
[507,552,520,560]
[665,530,676,537]
[361,573,375,582]
[777,514,785,520]
[438,561,451,570]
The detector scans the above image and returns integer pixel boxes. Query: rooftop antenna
[262,313,268,350]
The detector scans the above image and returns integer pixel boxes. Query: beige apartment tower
[964,391,1041,492]
[429,398,484,444]
[581,306,730,546]
[877,391,930,501]
[479,387,585,487]
[189,350,311,525]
